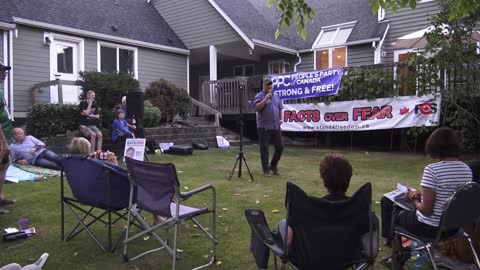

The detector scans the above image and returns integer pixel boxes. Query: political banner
[124,138,146,161]
[281,94,441,132]
[271,67,344,100]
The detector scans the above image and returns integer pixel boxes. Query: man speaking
[254,76,284,177]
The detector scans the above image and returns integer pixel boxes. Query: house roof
[0,0,186,50]
[212,0,387,50]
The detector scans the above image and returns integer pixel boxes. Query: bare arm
[409,187,435,216]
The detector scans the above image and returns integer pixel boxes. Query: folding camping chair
[60,155,131,252]
[391,182,480,270]
[123,157,217,270]
[245,182,378,270]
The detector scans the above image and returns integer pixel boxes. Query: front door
[50,39,82,104]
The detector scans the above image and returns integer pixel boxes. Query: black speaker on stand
[126,91,144,126]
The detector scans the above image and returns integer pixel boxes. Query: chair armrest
[245,209,286,258]
[180,184,215,200]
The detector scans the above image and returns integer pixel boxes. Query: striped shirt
[417,161,472,227]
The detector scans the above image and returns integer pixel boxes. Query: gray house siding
[84,38,97,71]
[152,0,242,49]
[13,26,50,112]
[296,52,314,72]
[348,44,375,67]
[138,47,188,91]
[382,1,440,63]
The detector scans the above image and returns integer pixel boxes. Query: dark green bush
[26,104,79,138]
[77,71,140,127]
[143,101,161,127]
[145,79,191,123]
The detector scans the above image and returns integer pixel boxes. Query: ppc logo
[272,75,291,88]
[414,99,438,115]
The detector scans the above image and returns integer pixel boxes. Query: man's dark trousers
[258,128,284,173]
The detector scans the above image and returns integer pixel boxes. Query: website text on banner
[271,67,344,100]
[281,94,441,132]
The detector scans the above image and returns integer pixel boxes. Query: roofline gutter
[13,17,190,55]
[0,22,16,30]
[252,39,298,55]
[345,38,381,46]
[207,0,255,49]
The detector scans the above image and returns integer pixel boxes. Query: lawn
[0,146,432,269]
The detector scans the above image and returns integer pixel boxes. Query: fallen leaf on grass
[216,261,222,266]
[263,195,269,197]
[178,171,184,173]
[184,186,189,190]
[74,252,78,256]
[177,249,183,253]
[256,200,260,204]
[233,193,241,196]
[193,224,198,228]
[222,208,229,211]
[272,209,279,214]
[144,236,150,241]
[218,215,222,218]
[202,255,210,259]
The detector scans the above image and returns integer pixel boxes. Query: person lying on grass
[10,128,61,170]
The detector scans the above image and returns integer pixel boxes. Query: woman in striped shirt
[381,127,472,245]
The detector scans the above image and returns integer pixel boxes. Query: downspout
[294,52,302,72]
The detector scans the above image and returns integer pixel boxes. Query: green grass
[0,146,432,269]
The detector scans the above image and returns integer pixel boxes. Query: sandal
[0,199,16,206]
[0,208,10,215]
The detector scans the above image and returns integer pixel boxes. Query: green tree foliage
[143,101,162,127]
[77,71,140,127]
[144,79,191,123]
[268,0,316,40]
[26,104,79,138]
[405,0,480,150]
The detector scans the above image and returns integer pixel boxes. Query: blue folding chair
[123,157,217,270]
[60,155,131,252]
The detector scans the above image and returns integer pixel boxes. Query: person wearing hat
[112,109,135,144]
[0,62,14,214]
[254,76,284,176]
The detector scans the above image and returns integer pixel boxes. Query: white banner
[281,94,441,132]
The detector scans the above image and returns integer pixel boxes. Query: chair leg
[466,236,480,268]
[123,208,133,261]
[172,221,178,270]
[425,245,438,270]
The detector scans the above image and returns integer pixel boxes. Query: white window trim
[314,47,348,69]
[233,64,254,77]
[394,48,417,63]
[268,60,286,74]
[45,32,85,103]
[97,41,138,79]
[378,7,386,21]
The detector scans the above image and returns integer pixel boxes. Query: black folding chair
[123,157,217,270]
[60,155,131,252]
[246,182,378,270]
[392,182,480,270]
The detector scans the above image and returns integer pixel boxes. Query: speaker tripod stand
[228,84,254,181]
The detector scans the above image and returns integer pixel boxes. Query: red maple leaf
[400,107,409,115]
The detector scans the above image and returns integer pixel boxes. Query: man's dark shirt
[79,101,99,126]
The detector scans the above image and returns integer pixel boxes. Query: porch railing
[190,97,222,126]
[200,78,256,114]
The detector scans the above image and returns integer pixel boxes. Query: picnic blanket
[5,164,60,182]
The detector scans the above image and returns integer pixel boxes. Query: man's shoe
[269,166,280,176]
[263,171,273,177]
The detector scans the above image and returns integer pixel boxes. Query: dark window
[57,45,73,74]
[100,46,117,72]
[119,49,135,75]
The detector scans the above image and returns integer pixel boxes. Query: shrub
[143,101,162,127]
[145,79,191,123]
[26,104,79,138]
[77,71,140,127]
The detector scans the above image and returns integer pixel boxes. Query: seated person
[115,96,144,138]
[79,90,103,153]
[278,153,375,245]
[10,128,60,170]
[112,109,135,144]
[68,137,117,166]
[381,127,472,246]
